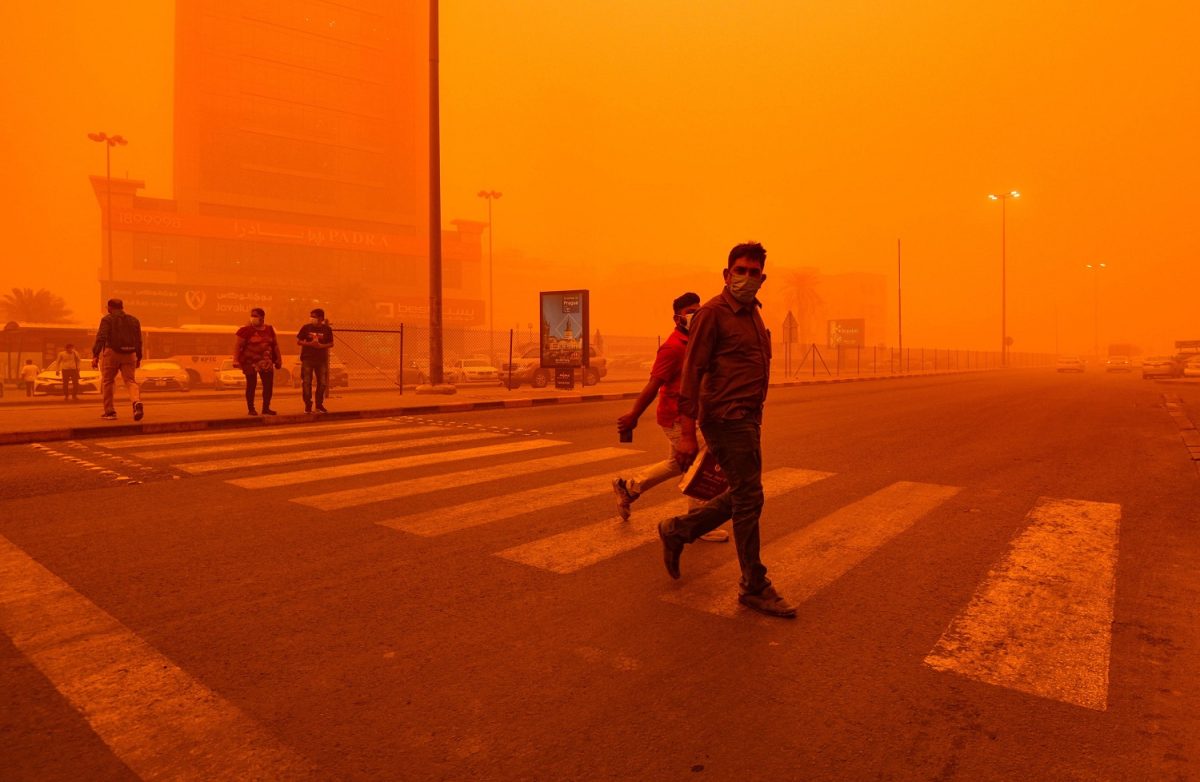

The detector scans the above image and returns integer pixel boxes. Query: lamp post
[477,190,502,362]
[987,190,1020,366]
[1085,262,1107,359]
[88,132,128,284]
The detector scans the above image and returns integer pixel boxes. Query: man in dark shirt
[296,307,334,413]
[657,242,797,618]
[91,298,144,422]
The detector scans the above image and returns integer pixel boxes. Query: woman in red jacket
[234,307,282,415]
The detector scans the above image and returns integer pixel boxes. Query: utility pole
[897,238,902,357]
[988,191,1020,366]
[428,0,444,385]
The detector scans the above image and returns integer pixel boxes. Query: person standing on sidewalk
[296,307,333,414]
[19,360,39,396]
[657,242,797,619]
[612,292,729,542]
[55,343,83,401]
[234,307,282,416]
[91,298,144,421]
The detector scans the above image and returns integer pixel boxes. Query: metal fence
[781,343,1054,378]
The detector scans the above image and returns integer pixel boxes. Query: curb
[0,368,991,446]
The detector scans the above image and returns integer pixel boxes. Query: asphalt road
[1,370,1197,781]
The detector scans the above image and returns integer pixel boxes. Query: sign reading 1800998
[540,290,590,369]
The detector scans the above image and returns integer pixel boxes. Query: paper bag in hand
[678,445,729,501]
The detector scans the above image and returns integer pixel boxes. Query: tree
[0,288,73,323]
[781,268,824,344]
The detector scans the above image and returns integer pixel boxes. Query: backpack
[109,312,141,353]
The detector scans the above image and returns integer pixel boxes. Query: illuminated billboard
[540,290,590,369]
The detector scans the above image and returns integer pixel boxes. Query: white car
[1056,355,1085,373]
[446,358,500,384]
[1183,357,1200,378]
[1104,355,1132,372]
[33,368,102,395]
[213,358,247,390]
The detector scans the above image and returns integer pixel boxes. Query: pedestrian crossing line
[93,418,404,449]
[297,447,636,512]
[228,438,569,490]
[923,497,1122,711]
[136,424,445,461]
[0,533,316,779]
[495,468,835,575]
[380,470,627,537]
[661,480,962,619]
[178,432,508,475]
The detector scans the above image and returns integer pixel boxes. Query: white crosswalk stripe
[228,438,569,490]
[660,480,961,618]
[923,497,1121,711]
[296,447,636,511]
[93,418,403,449]
[136,424,444,460]
[494,468,835,575]
[177,432,508,475]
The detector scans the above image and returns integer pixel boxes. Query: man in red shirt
[612,292,729,542]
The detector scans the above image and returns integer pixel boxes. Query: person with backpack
[91,298,144,421]
[234,307,282,416]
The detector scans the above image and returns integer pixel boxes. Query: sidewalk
[0,369,987,445]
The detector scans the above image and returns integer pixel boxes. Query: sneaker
[132,402,144,422]
[611,478,638,521]
[304,406,313,414]
[657,520,683,580]
[315,405,328,414]
[699,529,730,543]
[100,411,117,420]
[738,585,797,618]
[261,408,277,416]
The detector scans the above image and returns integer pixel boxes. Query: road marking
[176,432,505,475]
[229,438,568,490]
[94,418,404,449]
[661,480,960,618]
[299,447,635,511]
[0,533,315,780]
[133,424,443,460]
[923,497,1122,711]
[380,471,624,536]
[495,468,834,575]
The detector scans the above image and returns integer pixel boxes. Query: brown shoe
[657,521,683,580]
[738,585,797,618]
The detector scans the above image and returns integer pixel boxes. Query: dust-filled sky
[1,1,1196,353]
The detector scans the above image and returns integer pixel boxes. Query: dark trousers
[662,418,770,595]
[243,369,274,411]
[61,369,80,399]
[23,380,33,397]
[301,360,328,408]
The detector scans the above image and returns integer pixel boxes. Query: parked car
[1104,355,1132,372]
[1056,355,1085,373]
[446,358,500,384]
[135,360,191,391]
[213,358,247,390]
[33,368,102,395]
[395,360,430,386]
[1182,356,1200,378]
[500,345,607,388]
[287,357,350,388]
[1141,356,1181,379]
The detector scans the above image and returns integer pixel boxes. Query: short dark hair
[250,307,265,318]
[65,343,74,349]
[727,242,767,268]
[672,292,701,314]
[310,308,325,319]
[107,298,124,310]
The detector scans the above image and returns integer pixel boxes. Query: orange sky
[1,1,1196,353]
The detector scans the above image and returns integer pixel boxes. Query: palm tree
[781,268,825,345]
[0,288,73,323]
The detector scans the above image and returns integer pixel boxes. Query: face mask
[728,272,763,304]
[676,313,694,332]
[250,317,262,326]
[310,318,320,325]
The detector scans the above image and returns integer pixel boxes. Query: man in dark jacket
[657,242,797,618]
[91,298,144,421]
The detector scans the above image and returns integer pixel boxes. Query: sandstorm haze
[0,1,1196,354]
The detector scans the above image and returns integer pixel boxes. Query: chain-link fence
[780,342,1054,378]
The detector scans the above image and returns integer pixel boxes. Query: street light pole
[428,0,444,385]
[988,190,1020,366]
[477,190,502,362]
[1086,262,1107,359]
[88,132,128,285]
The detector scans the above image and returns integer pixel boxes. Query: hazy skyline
[1,1,1196,353]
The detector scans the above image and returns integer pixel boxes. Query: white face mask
[728,273,763,304]
[310,317,320,325]
[250,317,263,326]
[676,312,695,332]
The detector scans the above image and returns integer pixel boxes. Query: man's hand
[90,357,99,369]
[675,430,699,469]
[616,412,638,434]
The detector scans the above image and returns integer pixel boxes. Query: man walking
[296,307,333,413]
[612,292,728,542]
[657,242,796,618]
[91,298,144,421]
[20,360,39,396]
[55,343,83,401]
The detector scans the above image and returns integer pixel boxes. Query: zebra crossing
[81,416,1125,712]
